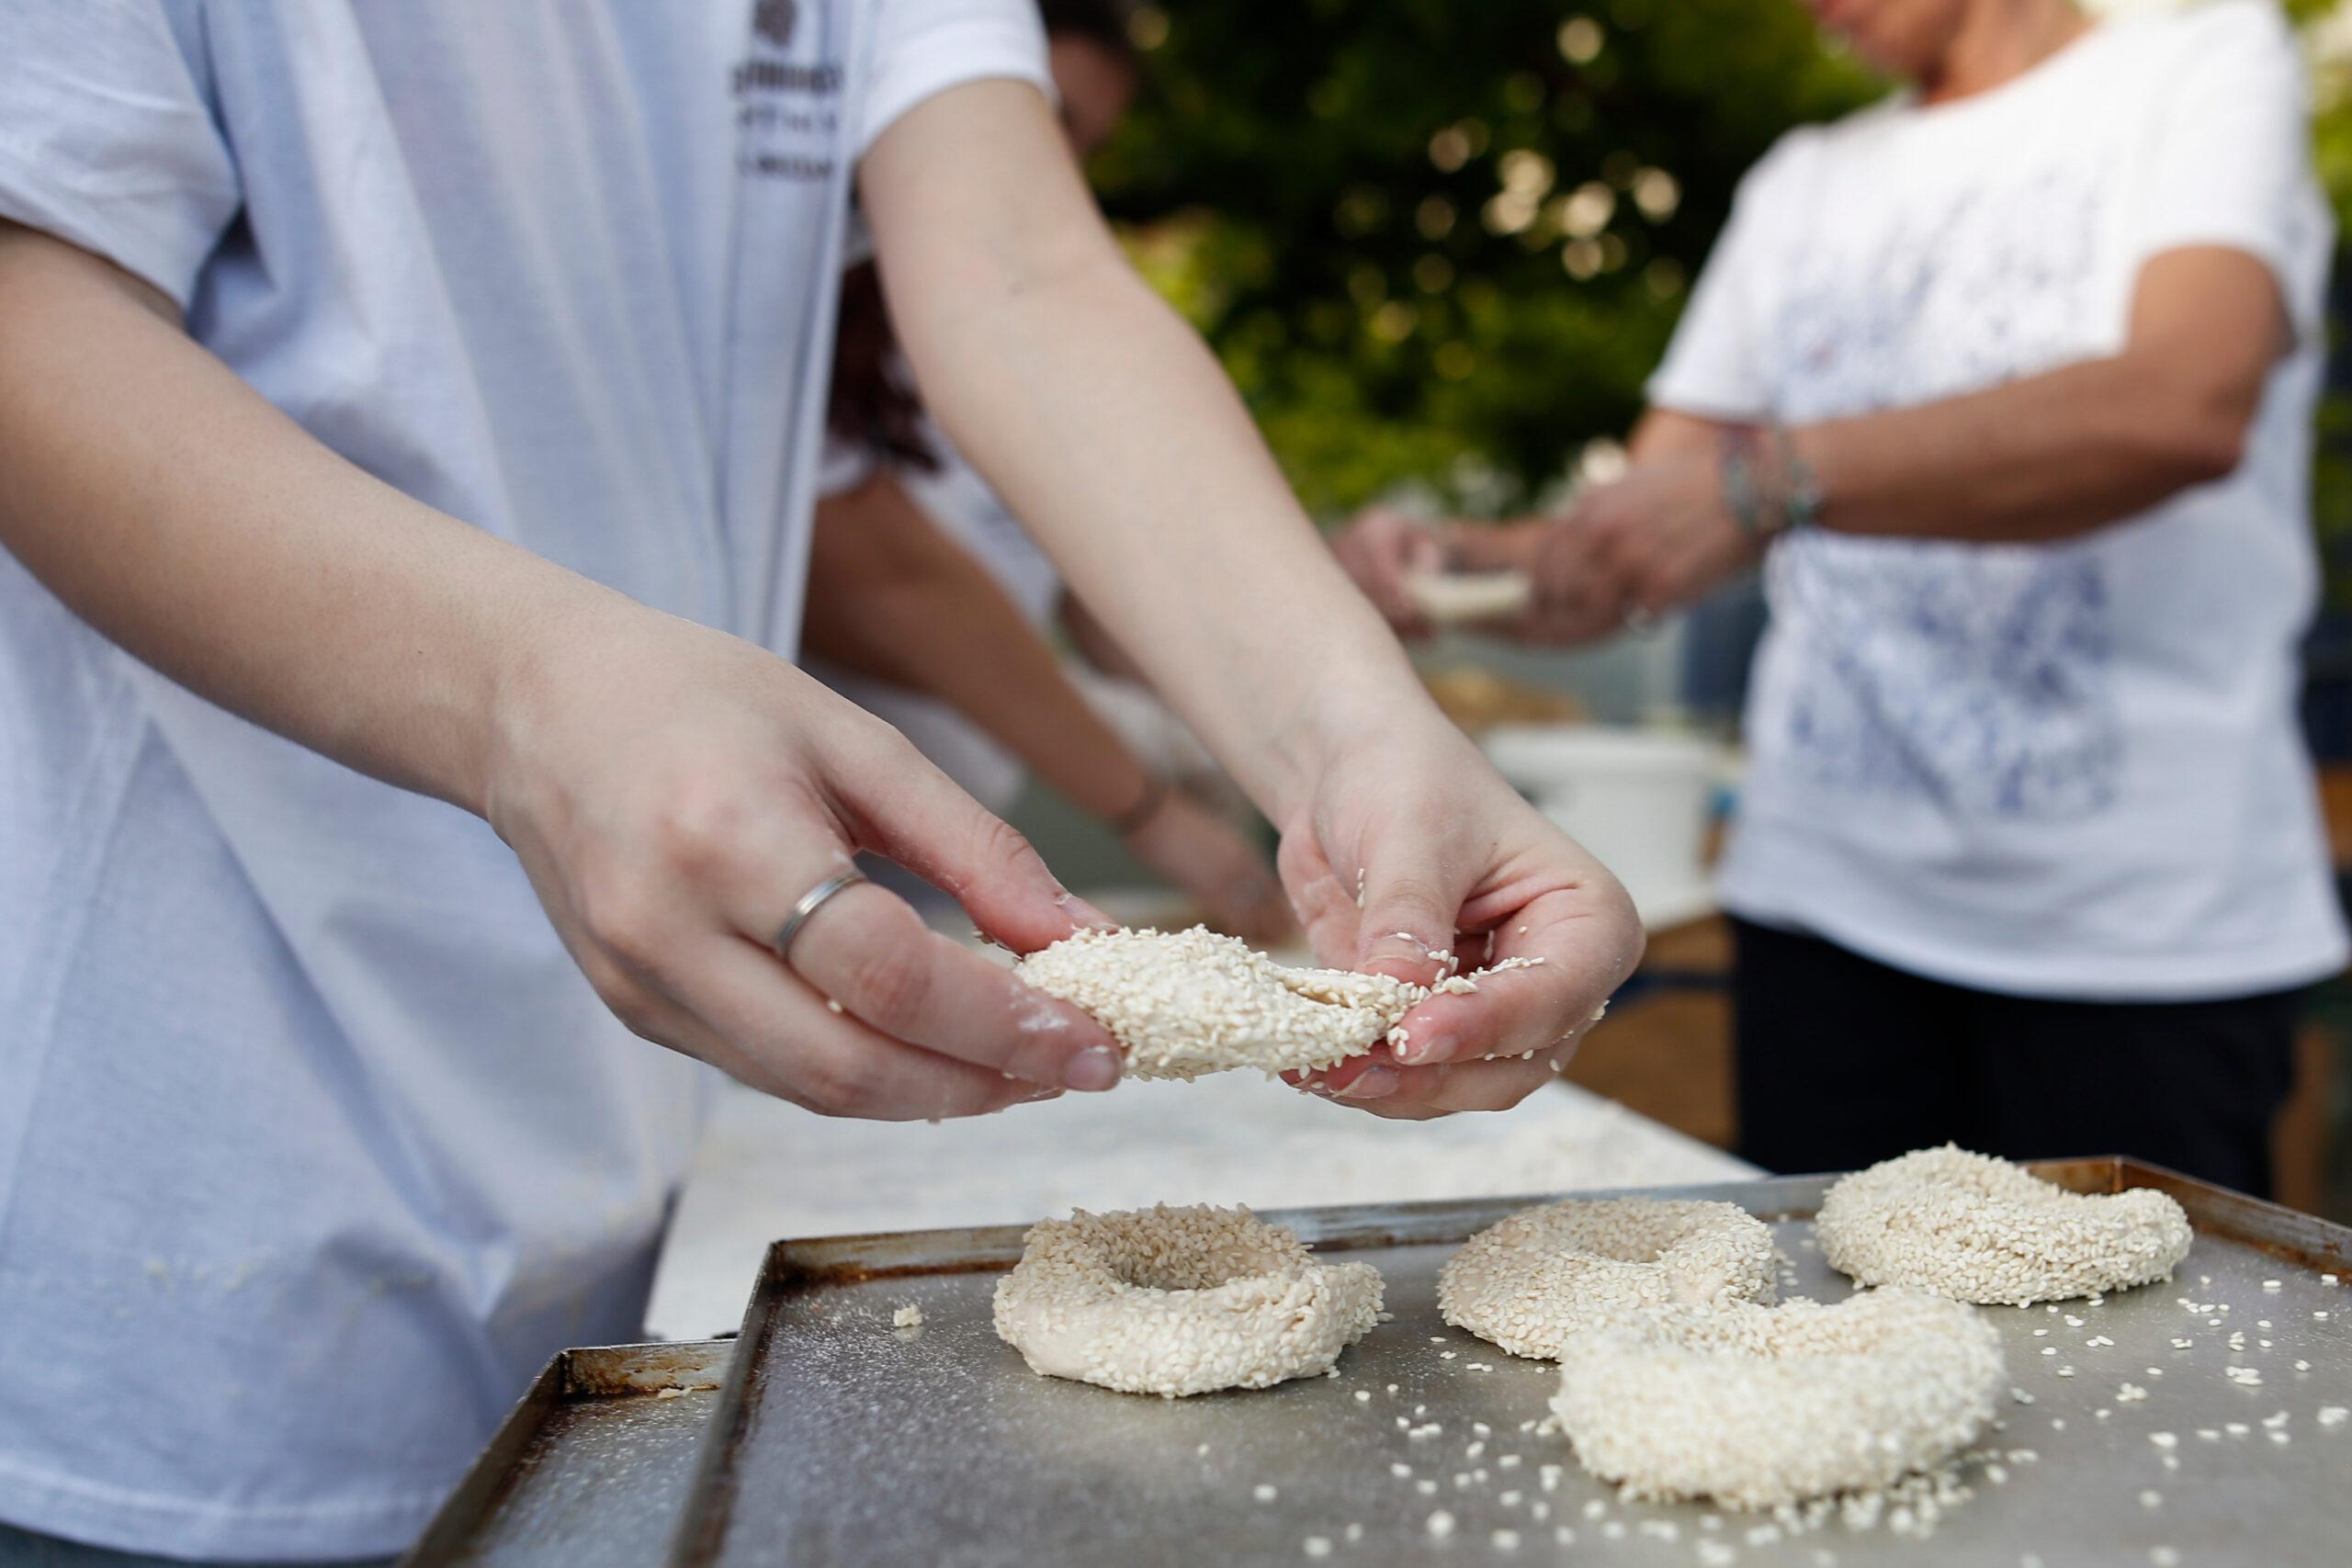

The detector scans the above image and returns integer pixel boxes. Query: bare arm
[805,474,1295,941]
[860,82,1427,824]
[806,474,1152,823]
[1521,248,2291,637]
[863,83,1642,1113]
[0,221,576,811]
[0,219,1125,1117]
[1792,248,2285,542]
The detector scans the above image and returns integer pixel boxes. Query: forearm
[0,221,616,813]
[805,483,1151,821]
[1792,351,2251,544]
[864,83,1449,825]
[907,258,1427,814]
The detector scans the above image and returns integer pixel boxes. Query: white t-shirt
[1651,0,2348,999]
[0,2,1046,1558]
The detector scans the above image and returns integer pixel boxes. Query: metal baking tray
[401,1339,732,1565]
[669,1159,2352,1566]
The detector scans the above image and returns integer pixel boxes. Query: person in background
[808,0,1294,943]
[1341,0,2346,1196]
[0,1,1638,1561]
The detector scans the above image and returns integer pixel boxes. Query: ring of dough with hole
[1013,925,1421,1080]
[1405,568,1534,626]
[1815,1145,2193,1306]
[992,1204,1385,1396]
[1549,1288,2006,1508]
[1438,1197,1778,1359]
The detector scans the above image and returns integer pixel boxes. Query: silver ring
[772,869,867,960]
[1621,606,1661,636]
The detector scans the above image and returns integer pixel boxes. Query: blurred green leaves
[1092,0,1881,516]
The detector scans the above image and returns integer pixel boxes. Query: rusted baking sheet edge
[399,1339,732,1565]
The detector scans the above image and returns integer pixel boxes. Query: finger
[776,881,1125,1091]
[839,737,1114,951]
[642,935,1057,1120]
[1361,1041,1583,1117]
[1275,830,1363,969]
[1391,885,1639,1066]
[1352,837,1466,988]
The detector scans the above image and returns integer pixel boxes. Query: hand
[1515,454,1760,643]
[1332,505,1446,636]
[1273,716,1644,1118]
[483,604,1125,1121]
[1121,790,1299,947]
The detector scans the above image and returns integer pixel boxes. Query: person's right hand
[482,602,1127,1121]
[1332,505,1446,636]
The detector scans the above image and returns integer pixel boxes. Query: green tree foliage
[1091,0,1880,516]
[1095,0,2352,548]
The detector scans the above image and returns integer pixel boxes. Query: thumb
[844,739,1114,953]
[1352,843,1463,987]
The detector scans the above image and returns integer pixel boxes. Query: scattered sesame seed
[1254,1484,1278,1503]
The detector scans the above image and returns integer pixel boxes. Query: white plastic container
[1481,725,1724,931]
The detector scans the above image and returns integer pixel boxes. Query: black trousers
[1730,918,2301,1199]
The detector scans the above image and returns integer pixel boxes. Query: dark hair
[1037,0,1139,66]
[826,0,1138,472]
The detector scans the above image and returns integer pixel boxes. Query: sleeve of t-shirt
[0,2,240,310]
[1644,134,1806,423]
[857,0,1056,158]
[2128,0,2331,341]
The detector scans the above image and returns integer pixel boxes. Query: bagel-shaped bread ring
[992,1204,1385,1397]
[1816,1145,2193,1306]
[1550,1288,2007,1509]
[1438,1197,1778,1360]
[1012,927,1419,1081]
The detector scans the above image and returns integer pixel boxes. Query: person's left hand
[1516,453,1760,643]
[1273,716,1644,1118]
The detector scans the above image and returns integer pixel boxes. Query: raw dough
[1550,1288,2006,1508]
[1404,568,1534,626]
[1012,926,1419,1080]
[992,1204,1384,1397]
[1816,1145,2193,1306]
[1438,1197,1778,1359]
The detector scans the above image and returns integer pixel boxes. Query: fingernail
[1017,1084,1066,1104]
[1062,1044,1123,1092]
[1336,1065,1399,1100]
[1056,890,1120,931]
[1400,1032,1454,1066]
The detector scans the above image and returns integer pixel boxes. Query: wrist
[477,581,665,829]
[1718,423,1823,548]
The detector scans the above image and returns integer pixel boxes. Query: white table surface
[644,1071,1757,1341]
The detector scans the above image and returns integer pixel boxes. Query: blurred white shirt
[0,1,1046,1557]
[1652,0,2348,998]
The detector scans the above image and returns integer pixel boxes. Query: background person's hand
[1272,717,1644,1118]
[1121,790,1300,947]
[1516,454,1759,643]
[1333,505,1447,635]
[484,605,1126,1121]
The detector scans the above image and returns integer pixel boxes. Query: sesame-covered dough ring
[1816,1145,2194,1307]
[1438,1198,1778,1360]
[1550,1289,2007,1509]
[992,1205,1385,1397]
